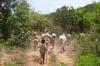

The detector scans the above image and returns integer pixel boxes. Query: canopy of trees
[0,0,53,48]
[47,2,100,34]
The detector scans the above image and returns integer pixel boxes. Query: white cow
[59,33,67,53]
[50,33,56,48]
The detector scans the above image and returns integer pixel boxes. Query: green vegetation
[3,54,26,66]
[60,63,67,66]
[49,51,57,66]
[4,56,26,66]
[47,2,100,66]
[0,0,53,48]
[74,6,100,64]
[4,62,16,66]
[0,0,100,66]
[75,32,100,66]
[76,54,100,66]
[48,51,67,66]
[15,58,26,65]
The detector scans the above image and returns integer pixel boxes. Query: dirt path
[53,40,75,66]
[25,40,75,66]
[1,40,75,66]
[25,49,50,66]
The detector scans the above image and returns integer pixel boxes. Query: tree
[0,0,19,39]
[0,0,32,48]
[9,0,31,48]
[51,6,79,33]
[29,11,53,32]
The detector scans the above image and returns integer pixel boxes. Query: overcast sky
[27,0,99,14]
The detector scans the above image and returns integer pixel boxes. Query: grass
[48,50,68,66]
[50,54,57,63]
[4,62,16,66]
[4,58,26,66]
[33,55,41,63]
[60,63,67,66]
[75,54,100,66]
[15,58,26,65]
[4,52,27,66]
[49,50,57,66]
[48,50,57,62]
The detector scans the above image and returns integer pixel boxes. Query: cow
[59,33,67,53]
[50,33,56,48]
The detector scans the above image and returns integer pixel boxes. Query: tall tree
[51,6,78,33]
[0,0,19,39]
[10,0,31,47]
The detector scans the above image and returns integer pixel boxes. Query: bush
[75,32,100,66]
[76,54,100,66]
[76,33,100,55]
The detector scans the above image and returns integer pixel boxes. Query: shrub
[76,33,100,55]
[76,54,100,66]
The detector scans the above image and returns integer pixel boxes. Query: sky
[27,0,99,14]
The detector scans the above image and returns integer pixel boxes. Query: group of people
[32,31,71,64]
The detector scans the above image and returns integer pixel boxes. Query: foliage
[0,0,19,39]
[93,14,100,33]
[76,54,100,66]
[29,11,53,32]
[0,0,32,48]
[10,0,32,48]
[76,2,100,32]
[76,32,100,55]
[50,6,77,33]
[0,0,54,48]
[48,2,100,33]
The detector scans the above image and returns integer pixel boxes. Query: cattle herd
[33,31,72,64]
